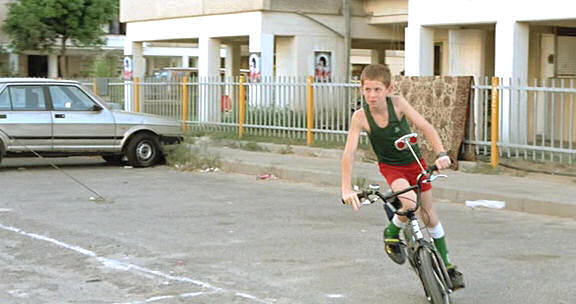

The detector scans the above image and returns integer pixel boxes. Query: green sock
[384,221,401,238]
[433,236,452,267]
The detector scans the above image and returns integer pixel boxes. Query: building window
[108,21,126,35]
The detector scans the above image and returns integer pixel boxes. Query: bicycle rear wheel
[417,248,451,304]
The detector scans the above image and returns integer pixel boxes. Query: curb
[218,154,576,220]
[190,140,576,220]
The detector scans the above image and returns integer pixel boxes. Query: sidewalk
[200,140,576,219]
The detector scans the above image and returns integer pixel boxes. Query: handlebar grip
[341,193,366,205]
[428,164,438,173]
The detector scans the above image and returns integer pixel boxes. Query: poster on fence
[249,52,261,83]
[314,51,332,82]
[123,56,133,80]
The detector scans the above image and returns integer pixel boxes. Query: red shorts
[378,159,432,192]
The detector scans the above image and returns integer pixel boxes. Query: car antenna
[0,129,110,203]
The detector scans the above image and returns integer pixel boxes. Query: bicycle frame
[353,133,454,303]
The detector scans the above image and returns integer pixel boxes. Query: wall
[120,0,262,22]
[121,0,367,23]
[125,12,262,42]
[364,0,407,23]
[408,0,576,26]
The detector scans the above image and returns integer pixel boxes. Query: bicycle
[343,133,455,304]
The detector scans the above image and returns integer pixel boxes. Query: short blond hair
[360,64,392,87]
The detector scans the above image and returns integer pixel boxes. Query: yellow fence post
[93,79,99,97]
[181,76,190,132]
[134,77,141,113]
[306,76,315,146]
[491,76,500,168]
[239,75,246,138]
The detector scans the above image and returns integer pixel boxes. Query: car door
[0,85,53,152]
[49,85,117,151]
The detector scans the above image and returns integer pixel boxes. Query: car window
[9,86,48,111]
[0,90,10,110]
[50,86,96,111]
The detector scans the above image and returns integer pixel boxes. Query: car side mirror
[92,104,103,112]
[107,102,122,110]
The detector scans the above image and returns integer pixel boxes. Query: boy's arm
[396,96,451,169]
[341,110,363,211]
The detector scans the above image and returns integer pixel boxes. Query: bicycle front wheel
[417,248,451,304]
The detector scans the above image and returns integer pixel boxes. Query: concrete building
[404,0,576,144]
[120,0,408,80]
[405,0,576,82]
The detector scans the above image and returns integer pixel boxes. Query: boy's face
[362,79,392,107]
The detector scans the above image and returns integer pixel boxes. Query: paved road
[0,158,574,303]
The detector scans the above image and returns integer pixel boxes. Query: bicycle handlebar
[341,164,444,216]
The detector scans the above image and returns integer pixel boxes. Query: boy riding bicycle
[340,64,464,289]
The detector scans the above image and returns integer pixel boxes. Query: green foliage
[3,0,118,76]
[165,139,222,171]
[223,141,268,152]
[88,55,120,77]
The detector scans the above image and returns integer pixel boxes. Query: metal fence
[465,77,576,163]
[80,76,576,164]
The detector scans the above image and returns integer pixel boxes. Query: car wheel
[102,154,124,165]
[125,133,161,167]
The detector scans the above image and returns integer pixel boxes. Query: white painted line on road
[0,208,12,212]
[0,223,272,304]
[236,292,257,299]
[113,291,208,304]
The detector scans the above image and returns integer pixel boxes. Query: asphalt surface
[0,157,575,303]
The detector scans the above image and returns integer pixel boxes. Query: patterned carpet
[392,76,474,169]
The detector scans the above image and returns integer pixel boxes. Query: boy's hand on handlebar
[342,189,361,211]
[434,155,451,170]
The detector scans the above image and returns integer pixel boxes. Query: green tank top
[364,97,422,165]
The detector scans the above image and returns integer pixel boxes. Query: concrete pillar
[124,41,146,78]
[198,36,221,77]
[198,36,221,122]
[495,21,529,81]
[8,53,20,75]
[223,43,240,110]
[448,29,486,77]
[371,48,386,65]
[536,33,555,137]
[133,44,146,79]
[276,37,295,77]
[405,25,434,76]
[47,54,59,79]
[123,41,146,112]
[181,55,190,68]
[147,57,155,75]
[248,33,273,108]
[224,43,240,77]
[274,37,296,108]
[495,21,529,144]
[249,33,274,78]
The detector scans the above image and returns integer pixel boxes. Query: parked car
[0,78,183,167]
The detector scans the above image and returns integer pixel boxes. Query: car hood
[111,110,180,127]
